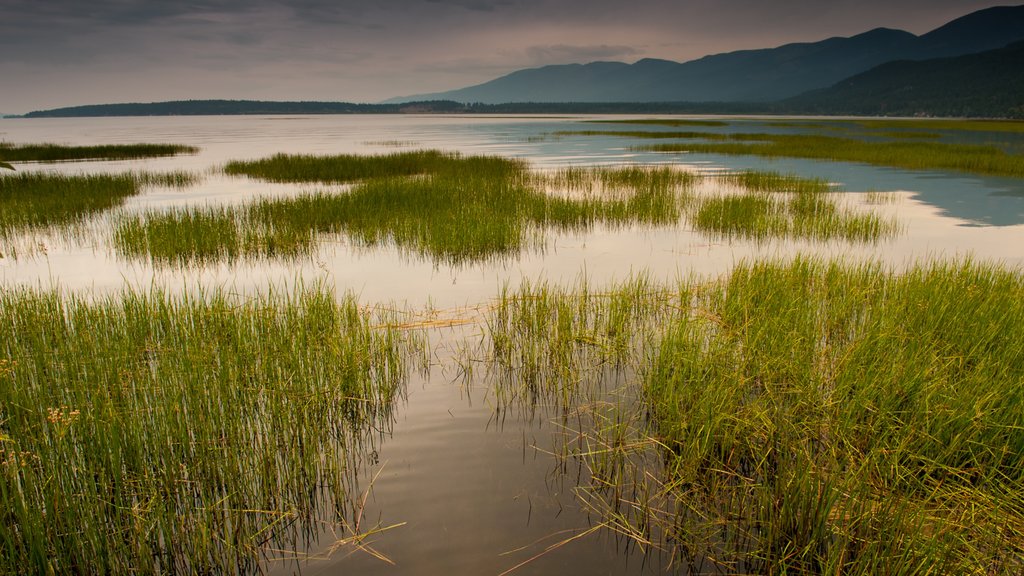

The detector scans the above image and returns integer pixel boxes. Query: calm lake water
[2,114,1023,574]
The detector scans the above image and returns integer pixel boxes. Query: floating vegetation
[0,142,199,163]
[476,258,1024,574]
[117,154,696,267]
[0,284,411,574]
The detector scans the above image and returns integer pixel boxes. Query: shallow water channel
[2,114,1023,573]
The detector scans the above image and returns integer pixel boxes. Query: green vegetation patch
[119,153,696,266]
[0,284,409,573]
[0,172,198,239]
[693,171,898,242]
[644,132,1024,178]
[223,149,463,183]
[0,142,198,163]
[647,258,1024,572]
[477,259,1024,572]
[584,119,729,128]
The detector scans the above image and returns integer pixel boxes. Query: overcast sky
[0,0,1013,113]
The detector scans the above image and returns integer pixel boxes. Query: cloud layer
[0,0,1011,113]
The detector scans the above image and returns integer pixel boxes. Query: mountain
[782,41,1024,118]
[388,5,1024,104]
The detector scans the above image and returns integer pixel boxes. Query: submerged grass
[0,284,410,574]
[0,142,198,163]
[477,258,1024,573]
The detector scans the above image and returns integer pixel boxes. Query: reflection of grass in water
[0,171,198,240]
[0,284,411,574]
[478,258,1024,574]
[0,142,198,162]
[116,153,696,267]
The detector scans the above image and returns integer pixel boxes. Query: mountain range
[387,5,1024,105]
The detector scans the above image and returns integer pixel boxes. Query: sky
[0,0,1014,114]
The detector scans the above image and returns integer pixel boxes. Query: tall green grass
[223,150,463,183]
[646,258,1024,573]
[118,154,694,266]
[644,133,1024,178]
[0,284,410,573]
[692,171,898,242]
[0,171,197,241]
[473,259,1024,572]
[0,142,198,163]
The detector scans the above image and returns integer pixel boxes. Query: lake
[2,114,1023,574]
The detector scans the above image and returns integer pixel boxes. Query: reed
[0,171,199,240]
[646,258,1024,572]
[643,133,1024,178]
[473,258,1024,572]
[222,150,466,183]
[0,284,410,574]
[0,142,198,162]
[693,171,899,242]
[119,155,692,266]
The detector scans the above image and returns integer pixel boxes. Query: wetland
[1,114,1023,574]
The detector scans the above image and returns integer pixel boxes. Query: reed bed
[475,258,1024,573]
[643,133,1024,178]
[693,171,899,243]
[222,150,467,183]
[647,258,1024,573]
[0,171,196,241]
[0,284,411,574]
[0,142,198,162]
[118,154,694,267]
[584,119,729,128]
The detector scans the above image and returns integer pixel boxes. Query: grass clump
[647,258,1024,573]
[119,154,693,267]
[0,171,199,240]
[643,133,1024,178]
[0,284,409,574]
[692,171,898,242]
[0,142,198,163]
[223,150,461,183]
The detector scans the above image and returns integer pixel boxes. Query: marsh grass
[118,154,696,267]
[692,171,899,242]
[477,258,1024,574]
[223,150,463,183]
[646,258,1024,573]
[643,133,1024,178]
[0,171,198,240]
[0,142,199,162]
[0,284,411,574]
[584,119,729,128]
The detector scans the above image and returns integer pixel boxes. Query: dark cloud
[0,0,1015,113]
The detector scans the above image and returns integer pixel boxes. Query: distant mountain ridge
[784,40,1024,117]
[386,5,1024,104]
